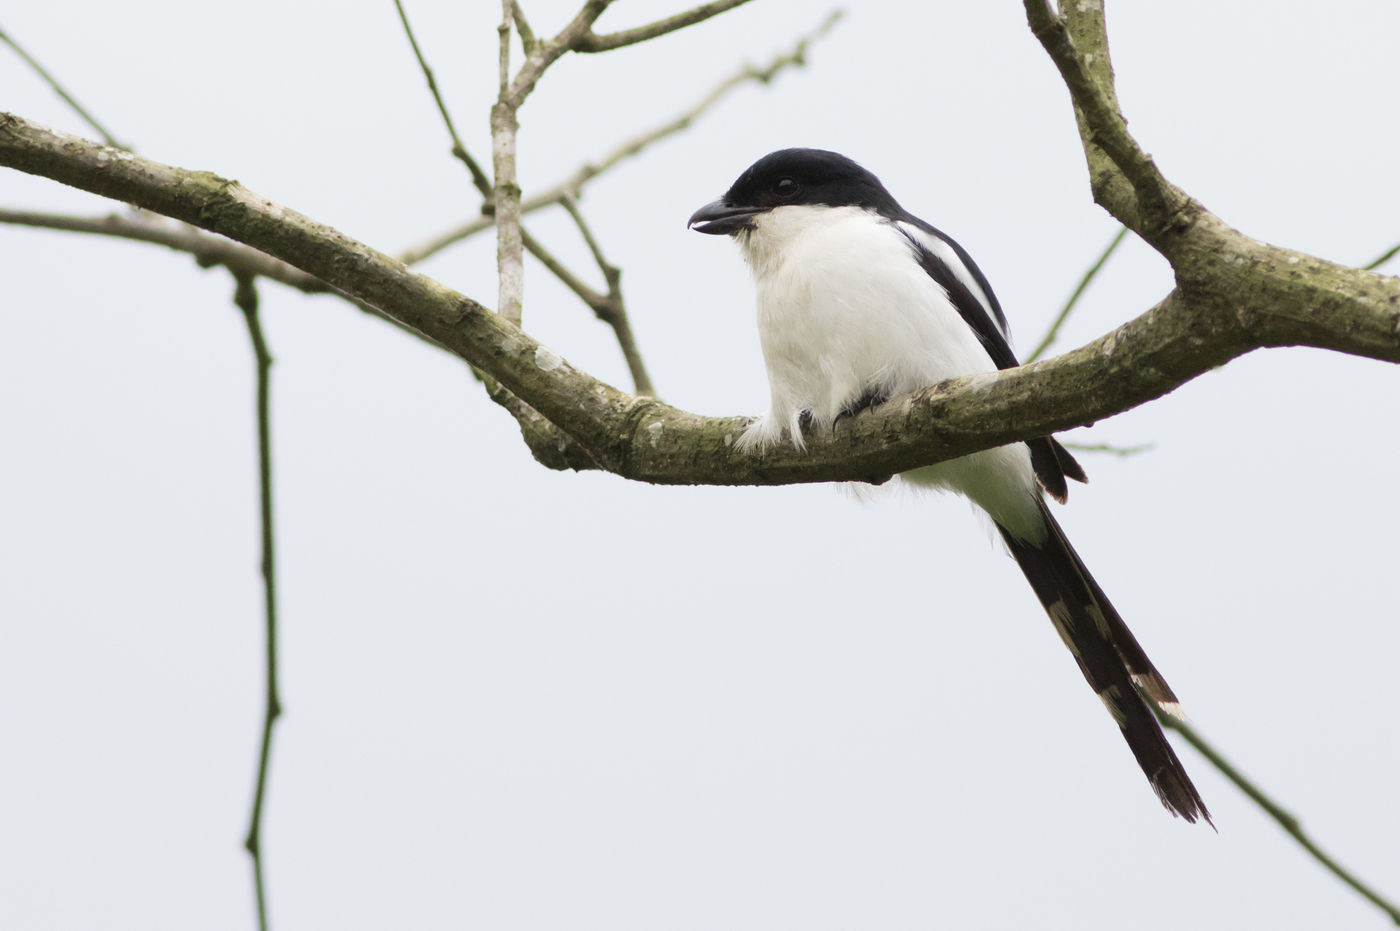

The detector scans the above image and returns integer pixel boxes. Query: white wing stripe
[896,222,1003,338]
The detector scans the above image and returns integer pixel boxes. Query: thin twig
[1060,441,1153,457]
[558,197,652,395]
[393,0,492,193]
[0,208,325,288]
[1362,241,1400,272]
[1156,710,1400,926]
[497,0,512,98]
[511,0,537,54]
[520,227,604,306]
[559,195,611,276]
[397,9,843,267]
[0,26,126,148]
[235,274,281,931]
[1027,226,1129,362]
[396,0,634,378]
[541,197,655,396]
[574,0,757,53]
[0,207,448,349]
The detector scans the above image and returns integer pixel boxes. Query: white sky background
[2,1,1398,928]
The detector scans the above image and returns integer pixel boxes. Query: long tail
[997,501,1211,824]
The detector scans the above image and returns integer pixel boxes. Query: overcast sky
[3,2,1398,929]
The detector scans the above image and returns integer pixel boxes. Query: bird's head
[687,148,900,235]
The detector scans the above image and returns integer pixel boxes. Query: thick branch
[1024,0,1186,237]
[3,113,1397,485]
[1022,3,1399,359]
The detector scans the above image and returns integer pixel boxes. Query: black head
[687,148,901,235]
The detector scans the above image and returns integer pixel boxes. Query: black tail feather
[1029,436,1088,504]
[998,501,1210,824]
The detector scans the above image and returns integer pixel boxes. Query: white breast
[738,205,999,444]
[735,204,1043,540]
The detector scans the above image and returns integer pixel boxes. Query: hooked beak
[687,199,763,235]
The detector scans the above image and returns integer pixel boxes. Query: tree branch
[1158,711,1400,925]
[504,1,612,109]
[234,273,281,931]
[557,196,653,396]
[573,0,757,53]
[493,2,525,324]
[1061,441,1153,458]
[0,207,453,352]
[5,113,1394,485]
[1027,225,1129,363]
[1364,241,1400,272]
[511,1,538,55]
[1026,5,1400,920]
[0,26,126,149]
[396,9,842,266]
[392,4,652,395]
[0,207,325,288]
[1023,0,1186,238]
[393,0,493,192]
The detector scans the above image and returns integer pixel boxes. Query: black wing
[893,217,1087,503]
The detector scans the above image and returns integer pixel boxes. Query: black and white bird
[688,148,1209,824]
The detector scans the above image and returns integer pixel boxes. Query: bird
[687,147,1210,824]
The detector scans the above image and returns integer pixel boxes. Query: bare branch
[559,196,611,280]
[0,26,126,149]
[6,113,1394,485]
[573,0,757,53]
[398,9,842,266]
[0,207,326,288]
[518,221,654,397]
[0,207,449,350]
[511,1,538,54]
[484,375,598,471]
[521,225,606,307]
[1061,441,1153,457]
[1027,225,1129,362]
[234,273,281,931]
[493,2,525,323]
[1158,710,1400,926]
[505,1,612,108]
[1363,241,1400,272]
[394,3,651,393]
[497,1,512,98]
[1023,6,1400,919]
[1023,0,1187,239]
[559,196,654,396]
[393,0,493,194]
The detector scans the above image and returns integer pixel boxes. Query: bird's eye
[773,177,799,198]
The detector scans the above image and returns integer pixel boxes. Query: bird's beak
[687,199,763,235]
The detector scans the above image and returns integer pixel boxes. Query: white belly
[737,204,1044,541]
